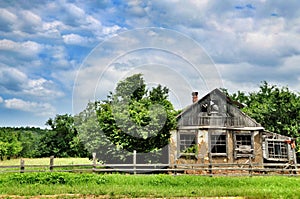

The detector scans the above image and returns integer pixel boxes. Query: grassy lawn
[0,173,299,198]
[0,158,94,173]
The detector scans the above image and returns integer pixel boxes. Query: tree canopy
[229,81,300,142]
[76,74,177,163]
[99,74,176,152]
[38,114,88,158]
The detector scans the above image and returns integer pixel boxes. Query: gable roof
[177,88,262,128]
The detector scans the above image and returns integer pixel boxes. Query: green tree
[98,74,177,152]
[0,129,22,160]
[229,81,300,145]
[38,114,88,157]
[77,74,177,163]
[75,102,128,163]
[16,127,43,158]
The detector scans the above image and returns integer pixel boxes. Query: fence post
[20,159,25,173]
[249,156,253,177]
[133,150,137,175]
[292,145,298,175]
[208,152,213,177]
[92,152,97,173]
[50,156,54,172]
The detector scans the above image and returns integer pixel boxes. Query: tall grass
[0,173,299,198]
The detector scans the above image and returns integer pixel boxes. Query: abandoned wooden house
[169,89,297,168]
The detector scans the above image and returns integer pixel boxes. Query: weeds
[0,173,299,198]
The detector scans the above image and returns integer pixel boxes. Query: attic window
[210,132,227,156]
[208,100,219,115]
[201,104,208,112]
[178,131,197,156]
[265,139,289,161]
[234,133,254,158]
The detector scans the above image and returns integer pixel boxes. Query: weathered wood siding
[170,130,264,166]
[177,89,261,128]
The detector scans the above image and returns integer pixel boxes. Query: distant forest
[0,114,90,160]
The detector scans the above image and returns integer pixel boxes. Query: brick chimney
[192,92,198,103]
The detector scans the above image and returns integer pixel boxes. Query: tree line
[0,75,299,161]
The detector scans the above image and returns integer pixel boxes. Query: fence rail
[0,156,299,176]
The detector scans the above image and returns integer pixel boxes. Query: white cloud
[73,28,222,113]
[0,39,42,58]
[20,10,42,26]
[25,78,64,98]
[103,25,121,35]
[64,3,86,19]
[0,65,64,98]
[0,8,18,31]
[0,66,27,92]
[62,33,93,46]
[4,98,55,116]
[0,0,299,127]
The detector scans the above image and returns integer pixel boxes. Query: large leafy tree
[230,81,300,140]
[75,102,129,163]
[38,114,88,157]
[77,74,177,163]
[98,74,177,152]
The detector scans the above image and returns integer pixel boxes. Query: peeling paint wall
[169,129,264,166]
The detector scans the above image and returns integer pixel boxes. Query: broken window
[201,103,208,112]
[265,139,289,161]
[234,133,254,158]
[210,133,227,156]
[208,100,219,115]
[178,131,197,155]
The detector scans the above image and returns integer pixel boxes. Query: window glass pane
[179,134,196,153]
[235,134,252,155]
[211,134,226,154]
[236,134,251,146]
[267,141,288,159]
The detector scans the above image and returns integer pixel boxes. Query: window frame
[209,131,227,156]
[177,130,198,157]
[233,132,254,159]
[265,139,289,161]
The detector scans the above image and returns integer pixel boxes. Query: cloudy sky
[0,0,299,127]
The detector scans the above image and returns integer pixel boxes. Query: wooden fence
[0,153,299,176]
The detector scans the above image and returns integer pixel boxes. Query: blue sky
[0,0,299,127]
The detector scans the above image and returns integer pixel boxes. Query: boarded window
[266,139,288,160]
[210,133,227,156]
[179,132,197,155]
[234,133,254,158]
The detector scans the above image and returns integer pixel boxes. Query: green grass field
[0,172,299,198]
[0,158,94,172]
[1,159,300,198]
[0,158,92,166]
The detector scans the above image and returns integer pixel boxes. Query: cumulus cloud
[0,0,299,127]
[0,8,17,31]
[4,98,56,116]
[73,28,222,113]
[62,33,93,46]
[0,39,42,58]
[0,65,64,98]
